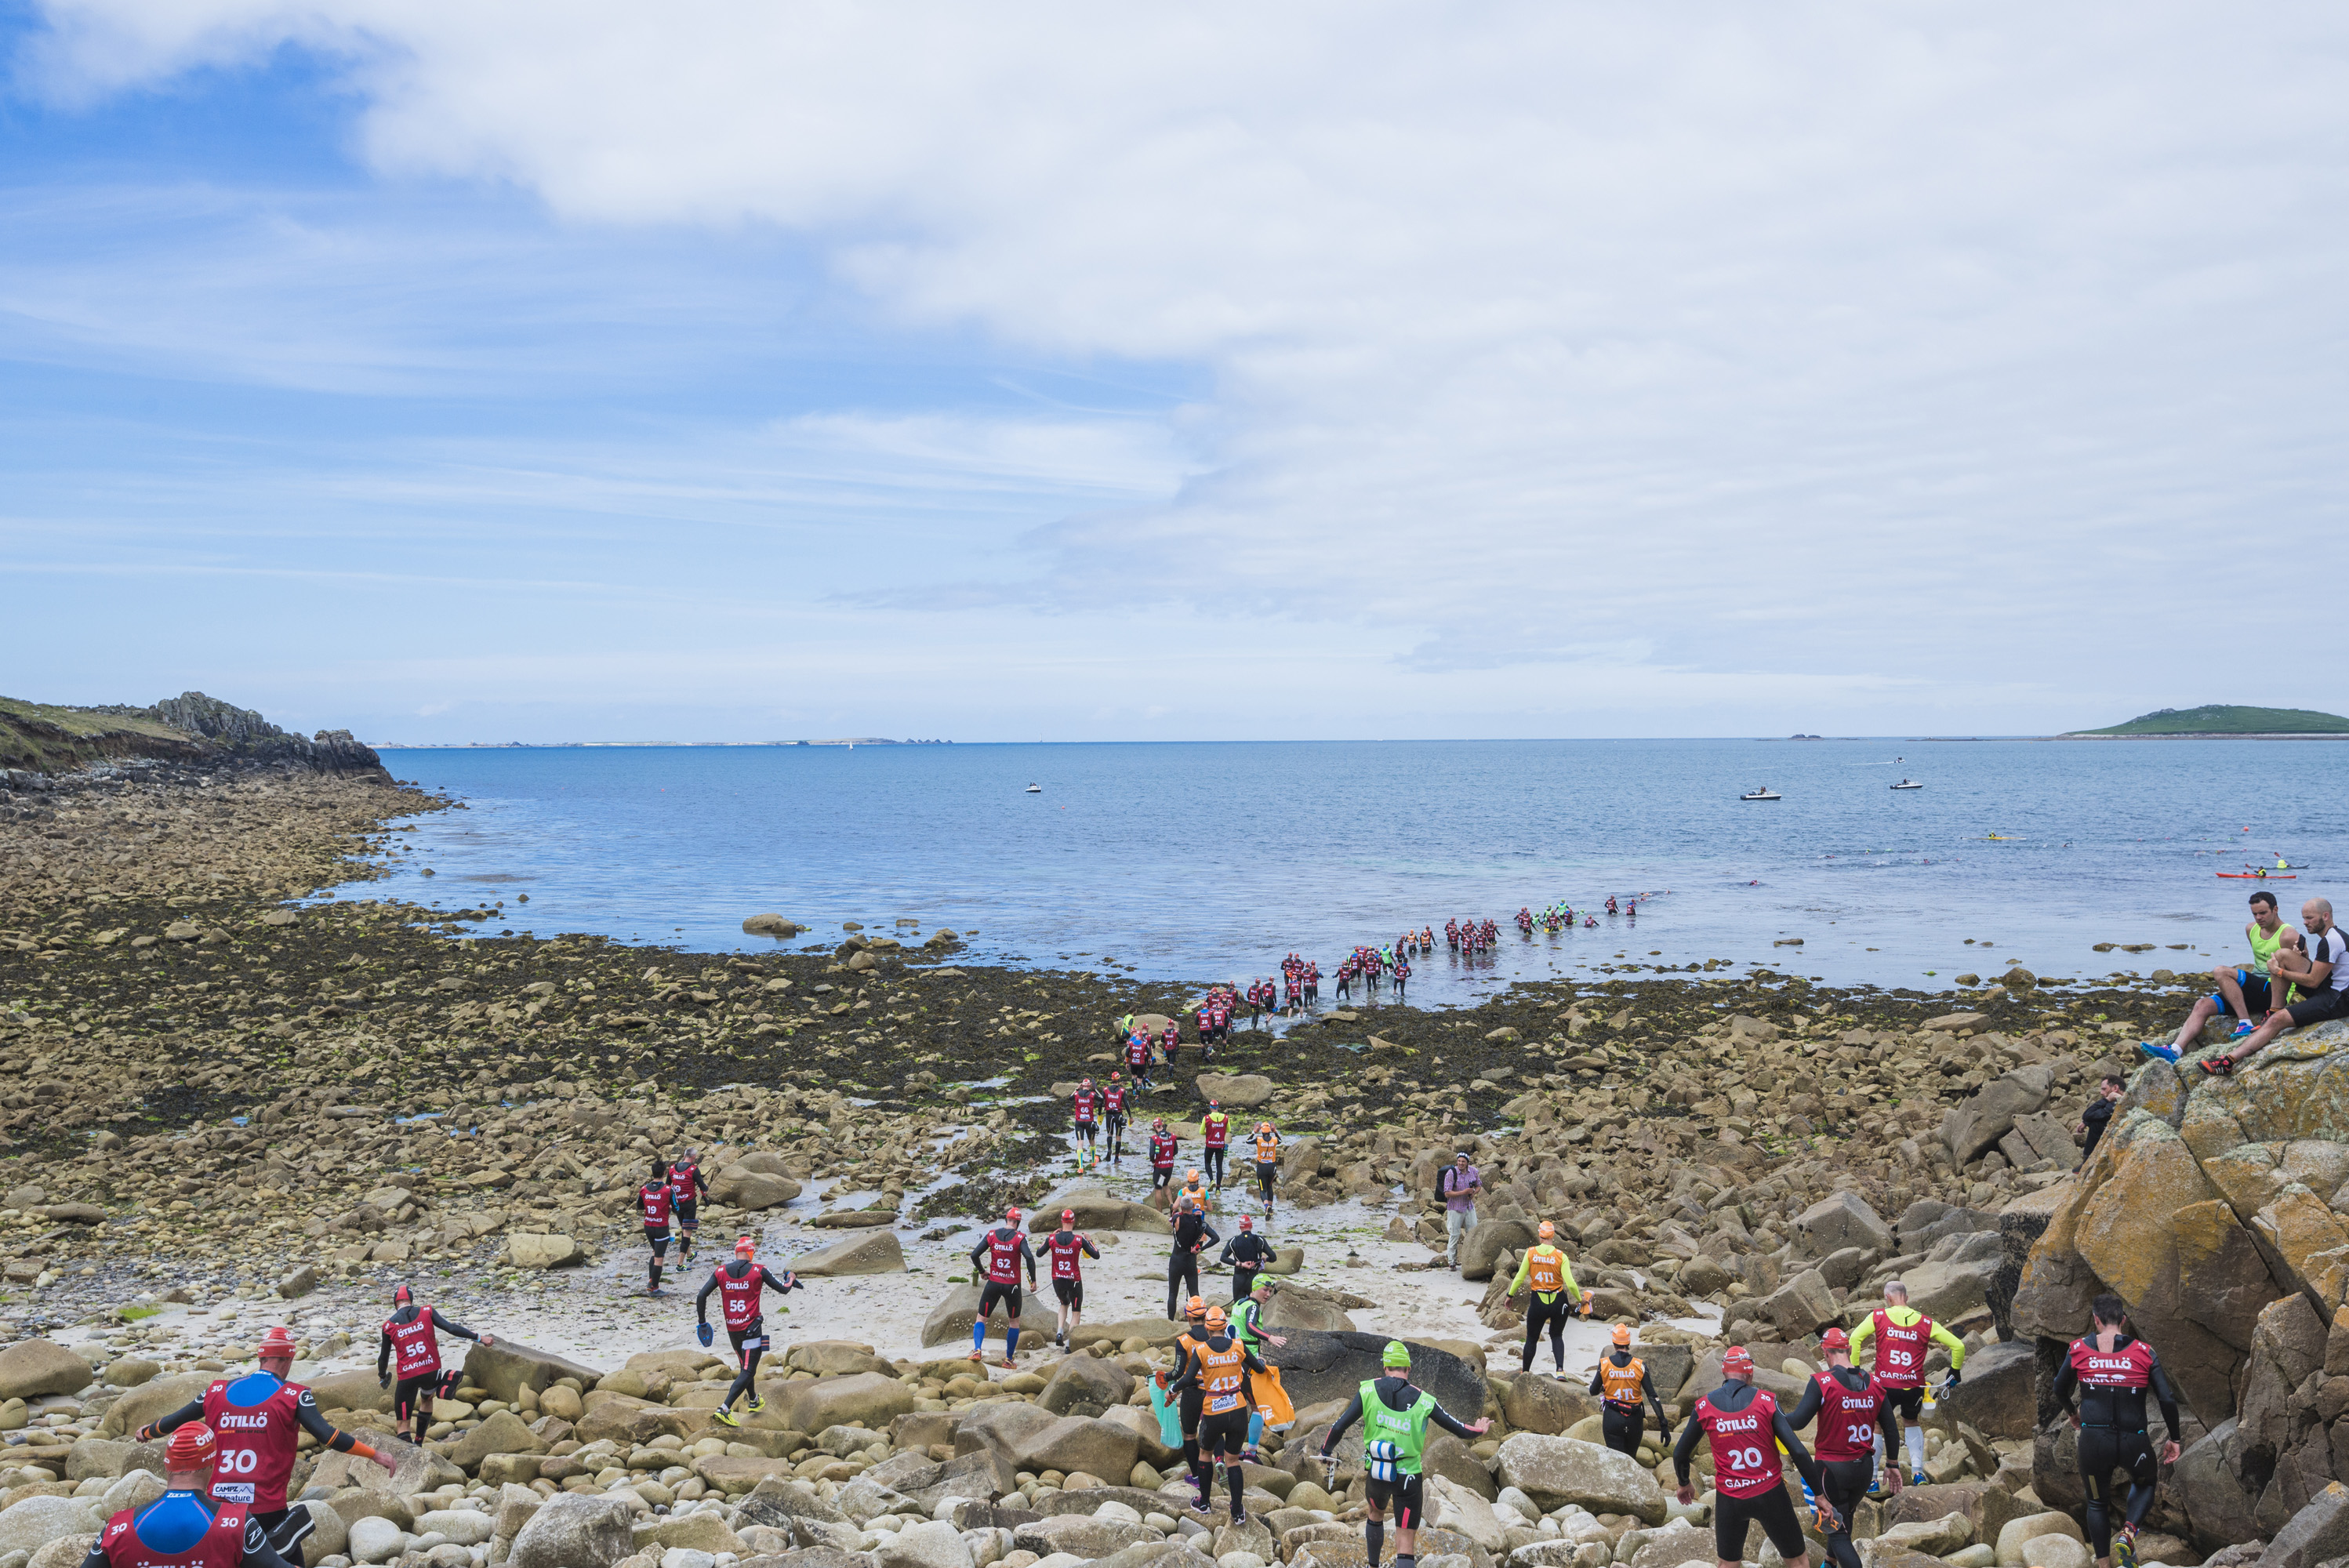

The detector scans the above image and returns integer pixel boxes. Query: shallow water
[356,737,2349,1005]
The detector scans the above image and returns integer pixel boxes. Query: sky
[5,2,2347,743]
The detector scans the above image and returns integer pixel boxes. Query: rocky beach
[1,695,2341,1568]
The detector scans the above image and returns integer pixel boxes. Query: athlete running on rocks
[1125,1028,1155,1090]
[1230,1277,1289,1460]
[1167,1195,1222,1321]
[1071,1077,1100,1160]
[968,1207,1039,1367]
[1044,1210,1102,1347]
[1222,1214,1276,1299]
[1201,1102,1232,1189]
[1847,1279,1966,1487]
[1102,1073,1130,1161]
[82,1422,305,1568]
[376,1285,493,1447]
[1251,1120,1283,1214]
[2055,1294,2184,1568]
[1786,1327,1902,1568]
[1320,1341,1491,1568]
[1161,1017,1182,1067]
[1588,1324,1672,1457]
[1510,1221,1584,1374]
[139,1327,391,1566]
[667,1149,710,1264]
[697,1237,804,1428]
[1674,1346,1837,1568]
[1149,1120,1178,1190]
[637,1160,677,1296]
[1168,1305,1270,1522]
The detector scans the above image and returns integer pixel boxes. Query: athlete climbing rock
[1201,1102,1232,1189]
[1167,1194,1222,1321]
[968,1207,1039,1367]
[82,1422,305,1568]
[376,1286,493,1447]
[1044,1209,1102,1347]
[1673,1347,1837,1568]
[2055,1294,2183,1568]
[139,1327,391,1566]
[667,1149,710,1264]
[1168,1305,1270,1522]
[1509,1221,1584,1374]
[1786,1327,1902,1568]
[1588,1324,1671,1457]
[1319,1341,1490,1568]
[697,1236,803,1427]
[637,1159,677,1296]
[1847,1279,1966,1488]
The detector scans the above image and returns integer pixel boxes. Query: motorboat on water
[1025,783,1042,793]
[1891,779,1922,789]
[1741,786,1781,801]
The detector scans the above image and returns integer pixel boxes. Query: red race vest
[101,1497,251,1568]
[1695,1388,1786,1499]
[1047,1232,1088,1281]
[1203,1116,1229,1149]
[713,1266,765,1330]
[639,1182,673,1227]
[1125,1040,1150,1069]
[1072,1091,1096,1123]
[1810,1370,1886,1462]
[1870,1310,1933,1389]
[1103,1087,1127,1115]
[383,1310,441,1380]
[985,1227,1026,1286]
[1149,1133,1178,1168]
[2068,1336,2159,1389]
[667,1161,699,1201]
[201,1375,307,1512]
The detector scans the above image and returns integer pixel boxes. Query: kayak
[2219,872,2295,880]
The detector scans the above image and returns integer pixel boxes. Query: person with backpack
[1438,1152,1480,1269]
[1317,1341,1491,1568]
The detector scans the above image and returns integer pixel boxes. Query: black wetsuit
[1322,1375,1483,1549]
[1221,1230,1276,1300]
[1168,1330,1270,1519]
[1168,1207,1222,1320]
[376,1305,486,1445]
[2054,1334,2183,1562]
[1587,1350,1669,1457]
[1787,1367,1902,1568]
[695,1261,802,1413]
[1673,1381,1826,1566]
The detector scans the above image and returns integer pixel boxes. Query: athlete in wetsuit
[1229,1277,1289,1459]
[139,1327,390,1566]
[1071,1078,1099,1158]
[1673,1347,1834,1568]
[1510,1222,1584,1374]
[1392,959,1410,1003]
[696,1237,804,1426]
[1167,1196,1222,1321]
[1848,1279,1966,1486]
[1588,1324,1672,1456]
[1201,1103,1232,1189]
[637,1160,677,1296]
[1221,1214,1276,1299]
[2053,1294,2184,1568]
[1039,1210,1103,1346]
[82,1422,304,1568]
[1167,1305,1269,1521]
[1250,1122,1283,1213]
[1320,1341,1491,1568]
[1125,1029,1155,1089]
[1786,1327,1903,1568]
[376,1286,493,1446]
[1148,1119,1178,1190]
[968,1208,1039,1366]
[667,1149,710,1264]
[1102,1074,1130,1162]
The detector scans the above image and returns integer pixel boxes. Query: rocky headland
[0,696,2330,1568]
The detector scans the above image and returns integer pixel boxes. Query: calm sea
[349,739,2349,1005]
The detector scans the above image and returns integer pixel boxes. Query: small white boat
[1025,783,1042,793]
[1891,779,1922,790]
[1741,787,1781,801]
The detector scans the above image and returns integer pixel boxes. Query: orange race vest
[1599,1356,1646,1407]
[1198,1339,1250,1415]
[1527,1248,1564,1294]
[1254,1133,1280,1162]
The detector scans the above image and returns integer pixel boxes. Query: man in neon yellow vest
[1847,1280,1966,1489]
[2141,889,2293,1062]
[1317,1341,1490,1568]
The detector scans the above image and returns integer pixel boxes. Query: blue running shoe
[2232,1018,2258,1038]
[2137,1040,2180,1063]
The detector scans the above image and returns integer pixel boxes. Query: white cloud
[17,0,2349,729]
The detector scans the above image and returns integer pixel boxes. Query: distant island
[2067,704,2349,737]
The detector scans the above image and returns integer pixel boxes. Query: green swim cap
[1381,1341,1411,1369]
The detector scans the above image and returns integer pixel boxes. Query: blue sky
[5,2,2348,742]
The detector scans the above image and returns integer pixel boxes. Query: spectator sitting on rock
[2139,890,2293,1063]
[2202,897,2349,1076]
[2075,1075,2125,1160]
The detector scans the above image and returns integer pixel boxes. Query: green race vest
[1359,1378,1436,1475]
[1233,1299,1264,1353]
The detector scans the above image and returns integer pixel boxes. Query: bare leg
[2171,994,2220,1050]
